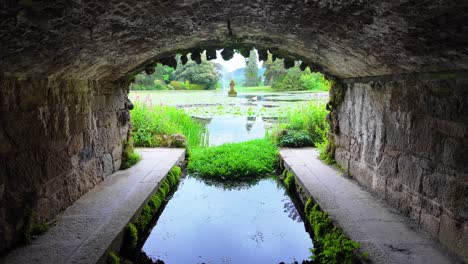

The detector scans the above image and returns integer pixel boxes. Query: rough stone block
[396,154,423,193]
[102,154,114,178]
[6,149,47,193]
[439,214,467,258]
[46,150,73,182]
[419,210,440,237]
[68,133,84,156]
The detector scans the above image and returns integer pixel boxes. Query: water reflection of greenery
[189,174,277,191]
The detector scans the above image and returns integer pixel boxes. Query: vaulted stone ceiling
[0,0,467,80]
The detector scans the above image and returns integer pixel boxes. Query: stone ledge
[280,147,462,264]
[0,148,185,264]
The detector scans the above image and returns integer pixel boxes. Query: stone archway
[0,0,467,258]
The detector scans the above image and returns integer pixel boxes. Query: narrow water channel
[133,90,324,263]
[142,176,313,263]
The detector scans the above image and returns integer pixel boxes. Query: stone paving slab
[1,148,185,264]
[280,148,462,264]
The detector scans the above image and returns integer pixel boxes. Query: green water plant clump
[304,198,361,264]
[131,103,206,150]
[122,166,182,256]
[188,139,278,180]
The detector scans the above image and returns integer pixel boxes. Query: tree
[263,53,287,86]
[244,50,261,87]
[172,54,219,90]
[131,63,174,90]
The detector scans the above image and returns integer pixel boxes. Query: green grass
[270,100,329,148]
[187,139,278,180]
[282,101,329,145]
[131,103,206,149]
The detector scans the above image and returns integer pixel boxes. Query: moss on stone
[106,252,121,264]
[283,170,296,193]
[121,137,141,170]
[304,198,360,263]
[22,212,50,243]
[132,166,182,236]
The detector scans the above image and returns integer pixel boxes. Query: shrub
[283,101,329,145]
[278,129,313,147]
[169,81,185,90]
[188,139,278,180]
[189,83,205,90]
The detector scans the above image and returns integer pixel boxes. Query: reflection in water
[142,176,313,264]
[205,117,268,146]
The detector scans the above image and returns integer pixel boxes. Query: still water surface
[142,177,313,263]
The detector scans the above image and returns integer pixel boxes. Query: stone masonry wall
[332,79,468,258]
[0,76,130,254]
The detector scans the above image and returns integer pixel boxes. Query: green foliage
[120,137,141,170]
[130,103,206,150]
[189,83,205,90]
[131,63,174,90]
[244,50,261,87]
[107,252,121,264]
[304,199,360,264]
[172,54,219,90]
[263,53,287,85]
[169,80,185,90]
[188,139,279,180]
[278,129,313,147]
[283,170,296,192]
[272,101,329,148]
[263,53,331,92]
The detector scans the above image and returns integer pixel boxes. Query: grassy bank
[131,103,206,149]
[270,101,329,149]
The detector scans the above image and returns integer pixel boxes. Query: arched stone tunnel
[0,0,467,259]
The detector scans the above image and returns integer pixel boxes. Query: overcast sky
[212,49,263,72]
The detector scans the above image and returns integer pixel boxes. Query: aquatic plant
[187,139,278,179]
[131,103,207,149]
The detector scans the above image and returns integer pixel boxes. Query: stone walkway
[280,148,461,264]
[1,148,185,264]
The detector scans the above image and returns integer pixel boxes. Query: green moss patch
[187,139,278,180]
[120,137,142,170]
[122,166,182,256]
[304,198,361,264]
